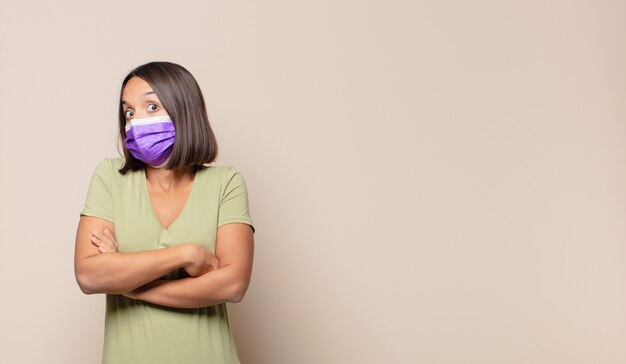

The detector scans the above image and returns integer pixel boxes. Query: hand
[183,243,220,277]
[91,229,118,253]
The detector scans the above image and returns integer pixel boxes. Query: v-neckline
[142,167,201,232]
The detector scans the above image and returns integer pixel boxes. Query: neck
[145,165,194,191]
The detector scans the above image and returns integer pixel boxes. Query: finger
[92,231,110,246]
[98,230,113,245]
[95,230,115,247]
[104,229,119,249]
[93,234,117,253]
[103,229,116,242]
[104,229,117,250]
[91,235,101,246]
[93,233,111,246]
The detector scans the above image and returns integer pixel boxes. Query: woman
[74,61,255,364]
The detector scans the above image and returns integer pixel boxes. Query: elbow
[75,269,104,295]
[229,292,244,303]
[80,286,96,295]
[75,260,99,294]
[76,273,97,295]
[227,281,248,303]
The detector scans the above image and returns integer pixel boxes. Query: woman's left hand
[91,229,118,253]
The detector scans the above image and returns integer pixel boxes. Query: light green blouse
[80,157,255,364]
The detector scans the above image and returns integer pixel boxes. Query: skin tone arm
[92,222,254,308]
[74,215,218,295]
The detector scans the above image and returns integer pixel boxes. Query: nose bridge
[134,108,150,119]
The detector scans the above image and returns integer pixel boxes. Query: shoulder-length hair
[116,61,218,175]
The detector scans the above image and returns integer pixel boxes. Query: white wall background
[1,1,625,363]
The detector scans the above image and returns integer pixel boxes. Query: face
[121,76,169,125]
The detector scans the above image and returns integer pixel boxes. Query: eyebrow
[121,91,156,105]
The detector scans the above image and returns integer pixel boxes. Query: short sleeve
[218,167,255,233]
[80,158,114,223]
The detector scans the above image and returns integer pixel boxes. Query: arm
[124,222,254,308]
[74,215,212,295]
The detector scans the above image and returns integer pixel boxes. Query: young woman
[74,61,255,364]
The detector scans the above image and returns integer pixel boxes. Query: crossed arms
[73,215,254,309]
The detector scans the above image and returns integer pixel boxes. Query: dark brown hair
[116,61,218,175]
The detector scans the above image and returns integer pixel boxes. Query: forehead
[122,76,157,104]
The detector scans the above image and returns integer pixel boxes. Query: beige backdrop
[1,1,625,363]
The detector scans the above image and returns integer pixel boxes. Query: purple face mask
[124,115,176,168]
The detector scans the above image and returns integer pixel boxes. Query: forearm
[76,245,191,295]
[127,265,248,308]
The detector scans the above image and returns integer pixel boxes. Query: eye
[124,109,134,119]
[147,103,159,112]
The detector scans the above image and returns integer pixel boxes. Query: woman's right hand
[182,243,220,277]
[91,228,118,253]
